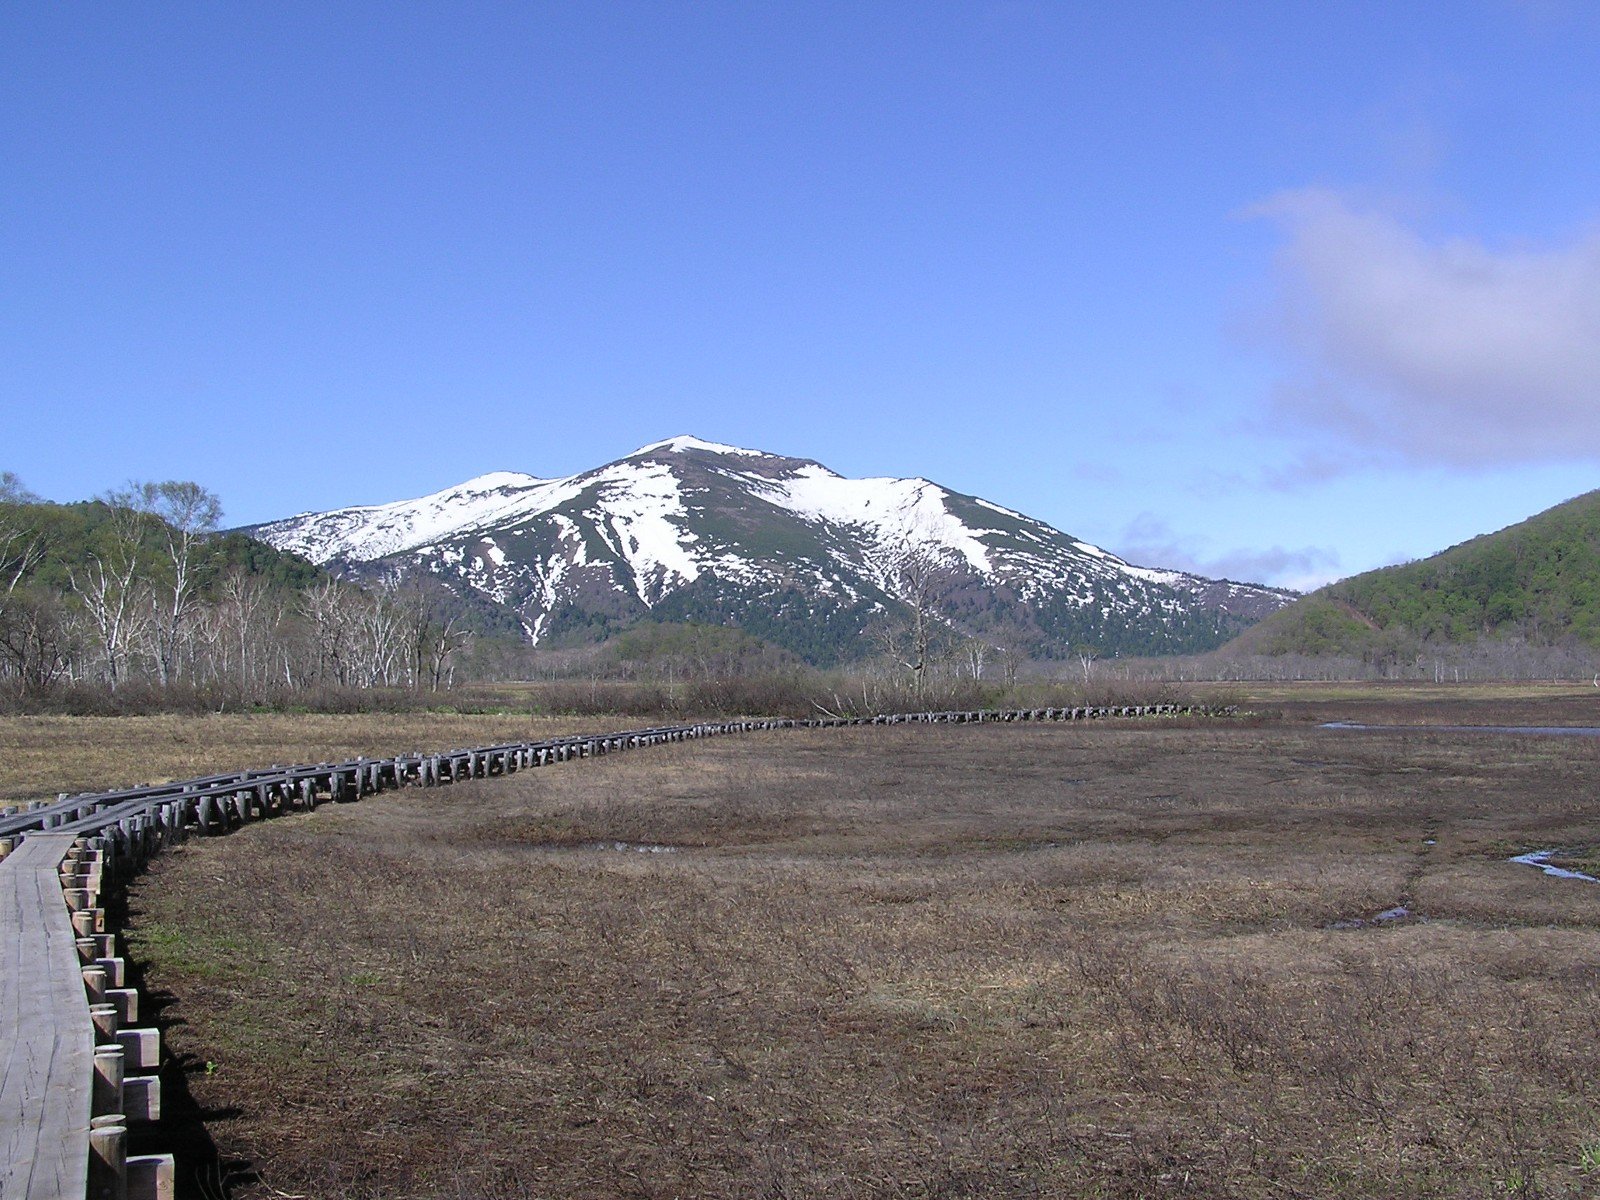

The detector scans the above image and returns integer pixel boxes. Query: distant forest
[0,473,475,706]
[1233,486,1600,678]
[15,466,1600,709]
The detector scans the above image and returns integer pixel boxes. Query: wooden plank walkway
[1,832,92,1200]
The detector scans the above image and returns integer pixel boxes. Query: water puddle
[1322,722,1600,736]
[525,840,683,855]
[1510,850,1600,883]
[1330,905,1417,930]
[585,841,681,854]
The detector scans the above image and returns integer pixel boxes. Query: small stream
[1321,722,1600,736]
[1320,724,1600,886]
[1509,850,1600,883]
[525,840,683,855]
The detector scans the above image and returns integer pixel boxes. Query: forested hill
[0,484,479,699]
[1232,488,1600,661]
[3,497,325,594]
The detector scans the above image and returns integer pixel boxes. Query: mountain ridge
[246,435,1295,664]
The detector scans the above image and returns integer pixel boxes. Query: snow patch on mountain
[584,461,703,604]
[245,434,1296,657]
[757,467,993,574]
[268,471,545,563]
[630,435,767,458]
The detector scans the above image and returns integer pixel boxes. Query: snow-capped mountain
[246,436,1295,663]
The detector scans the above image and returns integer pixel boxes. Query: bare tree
[133,481,222,686]
[69,494,150,688]
[298,579,359,686]
[0,589,77,693]
[385,578,469,691]
[216,569,272,695]
[962,637,988,682]
[0,471,42,503]
[354,585,408,686]
[425,612,471,690]
[877,535,948,703]
[990,622,1030,690]
[0,514,46,636]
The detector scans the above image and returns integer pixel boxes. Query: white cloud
[1116,512,1341,592]
[1252,188,1600,466]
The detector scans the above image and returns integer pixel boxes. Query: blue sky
[6,2,1600,591]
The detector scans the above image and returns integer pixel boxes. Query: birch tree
[135,481,222,686]
[69,494,149,688]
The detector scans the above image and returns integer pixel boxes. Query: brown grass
[1227,679,1600,728]
[0,713,598,805]
[110,694,1600,1199]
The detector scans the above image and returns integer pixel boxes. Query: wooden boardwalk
[1,833,92,1200]
[0,703,1223,1198]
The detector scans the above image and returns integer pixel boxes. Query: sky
[6,2,1600,592]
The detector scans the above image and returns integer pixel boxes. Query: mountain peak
[456,470,543,491]
[627,435,770,459]
[247,437,1296,661]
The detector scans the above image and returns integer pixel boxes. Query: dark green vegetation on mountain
[4,497,324,595]
[1234,488,1600,667]
[249,439,1294,668]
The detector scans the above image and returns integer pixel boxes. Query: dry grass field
[0,713,596,805]
[93,692,1600,1199]
[1225,681,1600,729]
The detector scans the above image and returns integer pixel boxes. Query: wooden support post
[106,987,139,1025]
[127,1154,175,1200]
[122,1074,160,1123]
[82,965,108,1004]
[87,1117,127,1200]
[92,1044,125,1117]
[114,1027,160,1072]
[90,1002,119,1043]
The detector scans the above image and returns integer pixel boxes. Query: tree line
[0,473,472,705]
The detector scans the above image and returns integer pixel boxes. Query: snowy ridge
[761,467,994,575]
[267,471,548,563]
[629,434,767,458]
[247,436,1295,660]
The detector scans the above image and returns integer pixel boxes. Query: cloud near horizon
[1252,188,1600,467]
[1115,512,1341,593]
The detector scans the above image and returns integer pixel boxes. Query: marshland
[9,685,1599,1198]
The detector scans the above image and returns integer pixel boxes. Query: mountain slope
[247,436,1293,664]
[1231,487,1600,661]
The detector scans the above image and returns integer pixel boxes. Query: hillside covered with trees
[1229,487,1600,672]
[0,473,476,706]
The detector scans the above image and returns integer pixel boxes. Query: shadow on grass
[113,894,259,1200]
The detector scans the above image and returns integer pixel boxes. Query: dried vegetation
[0,712,593,804]
[91,695,1600,1197]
